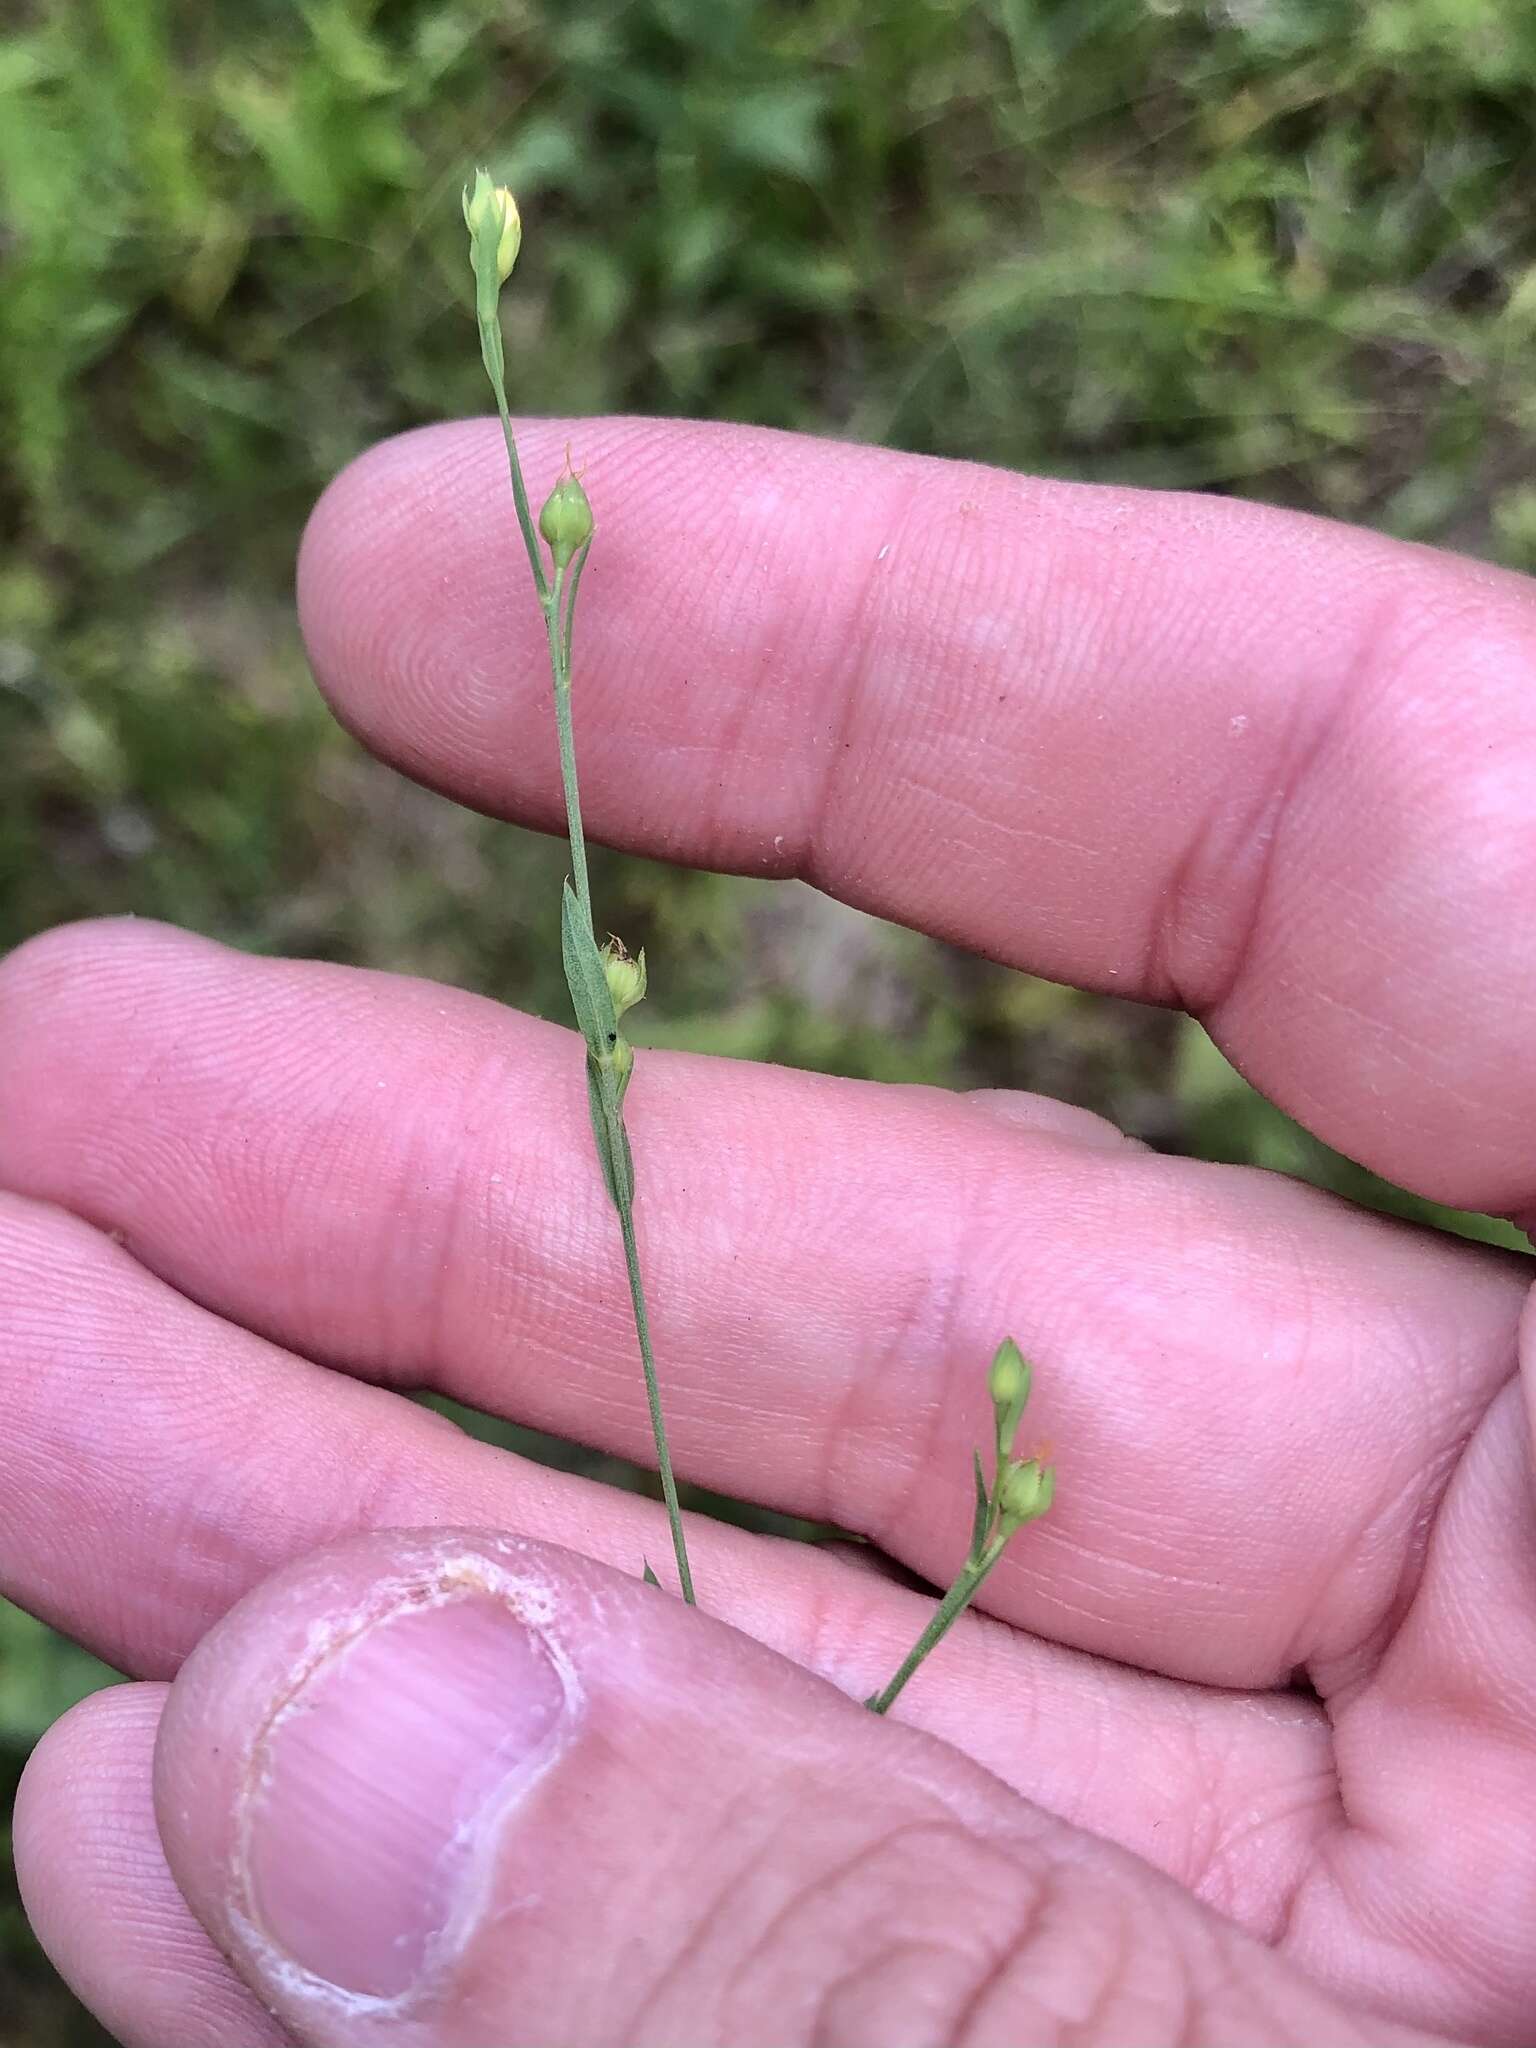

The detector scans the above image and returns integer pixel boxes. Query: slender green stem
[618,1200,695,1604]
[551,695,590,920]
[866,1541,1005,1715]
[479,320,548,602]
[546,575,594,924]
[551,572,692,1602]
[472,272,694,1608]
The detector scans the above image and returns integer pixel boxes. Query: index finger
[299,418,1536,1218]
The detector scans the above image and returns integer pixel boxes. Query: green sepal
[562,879,618,1056]
[997,1457,1054,1530]
[465,172,506,331]
[970,1448,992,1561]
[470,255,506,390]
[476,303,505,393]
[641,1559,662,1588]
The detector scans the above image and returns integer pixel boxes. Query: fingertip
[1,910,158,991]
[290,415,885,856]
[16,1683,288,2048]
[296,420,481,640]
[964,1086,1147,1151]
[297,418,610,825]
[296,421,498,795]
[158,1529,581,2006]
[154,1529,592,2013]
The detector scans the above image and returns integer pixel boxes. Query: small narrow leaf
[562,879,618,1055]
[641,1559,662,1588]
[970,1448,991,1559]
[585,1060,635,1210]
[612,1115,635,1205]
[585,1061,622,1206]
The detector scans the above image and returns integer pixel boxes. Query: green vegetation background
[3,1,1534,2038]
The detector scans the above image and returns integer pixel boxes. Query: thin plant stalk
[865,1541,1009,1716]
[465,176,695,1604]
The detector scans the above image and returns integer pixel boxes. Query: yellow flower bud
[997,1457,1054,1528]
[539,470,594,568]
[987,1337,1029,1415]
[987,1336,1031,1460]
[602,940,646,1018]
[462,168,521,284]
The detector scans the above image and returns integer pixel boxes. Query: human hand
[6,421,1535,2047]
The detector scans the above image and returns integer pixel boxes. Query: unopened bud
[602,940,646,1018]
[539,470,594,568]
[997,1457,1054,1528]
[462,168,521,284]
[610,1035,634,1085]
[987,1337,1031,1459]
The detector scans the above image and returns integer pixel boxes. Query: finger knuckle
[713,1816,1040,2048]
[1363,586,1536,885]
[704,1808,1246,2048]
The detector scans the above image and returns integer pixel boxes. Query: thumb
[156,1528,1431,2048]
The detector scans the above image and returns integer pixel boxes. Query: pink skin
[4,419,1535,2046]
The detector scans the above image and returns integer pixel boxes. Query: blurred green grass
[3,0,1535,2036]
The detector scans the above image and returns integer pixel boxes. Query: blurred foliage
[3,0,1535,2036]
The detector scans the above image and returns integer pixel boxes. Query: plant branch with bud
[463,169,695,1605]
[865,1339,1054,1714]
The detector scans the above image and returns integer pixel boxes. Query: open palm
[7,420,1535,2048]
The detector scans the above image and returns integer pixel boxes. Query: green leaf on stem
[584,1059,635,1208]
[970,1448,991,1559]
[610,1103,635,1204]
[562,876,618,1055]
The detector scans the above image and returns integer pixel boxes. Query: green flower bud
[602,940,646,1018]
[539,470,594,568]
[997,1457,1054,1529]
[610,1035,634,1085]
[987,1337,1031,1460]
[462,168,521,284]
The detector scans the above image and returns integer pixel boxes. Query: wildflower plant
[462,169,1054,1698]
[463,169,693,1604]
[866,1338,1053,1713]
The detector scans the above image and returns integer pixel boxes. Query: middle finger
[0,916,1524,1688]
